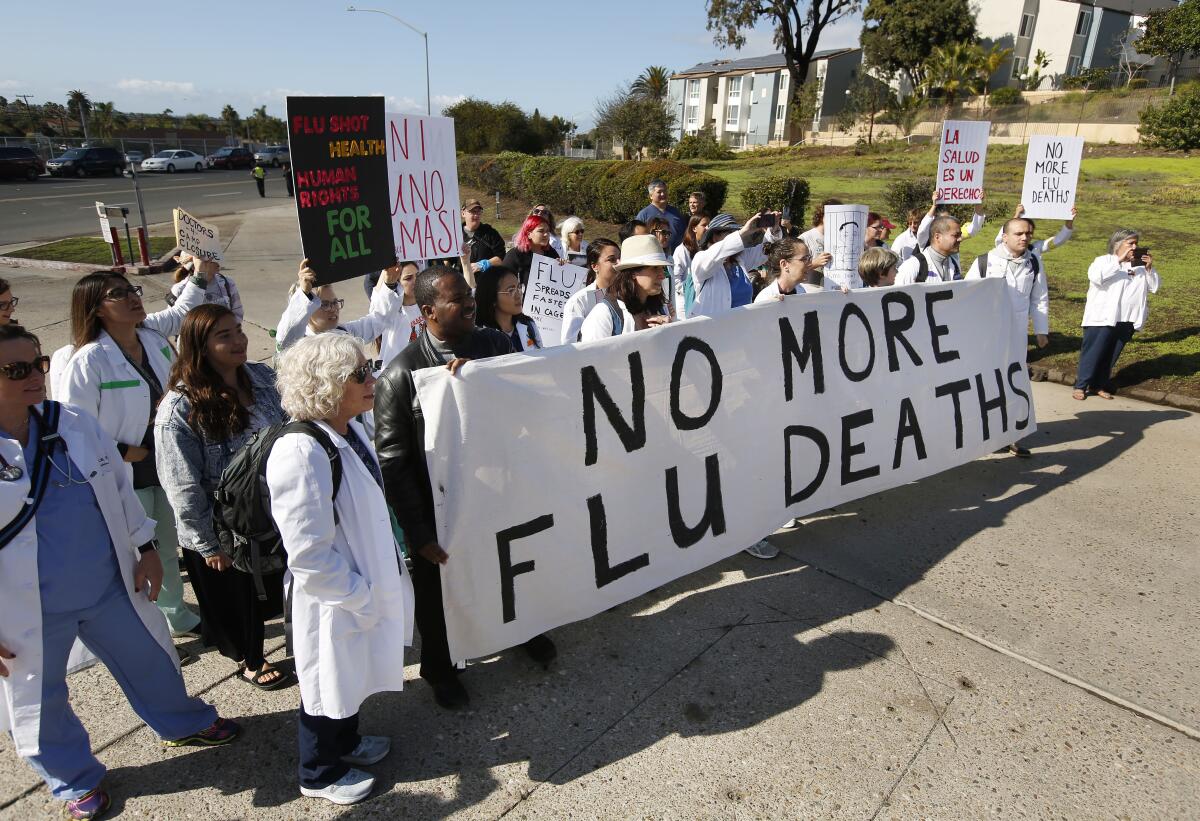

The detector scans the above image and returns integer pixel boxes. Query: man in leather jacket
[374,265,558,710]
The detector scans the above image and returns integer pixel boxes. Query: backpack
[576,299,624,342]
[972,253,1039,280]
[915,252,961,283]
[212,421,342,600]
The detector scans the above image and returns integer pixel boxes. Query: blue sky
[3,1,863,130]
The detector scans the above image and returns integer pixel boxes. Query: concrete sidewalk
[1,206,1197,819]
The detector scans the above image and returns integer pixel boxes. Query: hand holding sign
[1020,136,1084,220]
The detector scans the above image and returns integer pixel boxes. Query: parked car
[0,146,45,181]
[45,146,126,177]
[125,150,145,165]
[140,149,206,173]
[206,146,255,169]
[253,145,290,166]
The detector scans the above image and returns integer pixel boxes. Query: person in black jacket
[373,265,558,710]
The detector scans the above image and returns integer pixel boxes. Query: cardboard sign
[97,201,112,244]
[936,120,990,204]
[1020,136,1084,220]
[823,204,869,290]
[522,253,588,346]
[415,279,1033,660]
[172,207,222,262]
[385,112,463,263]
[287,96,397,285]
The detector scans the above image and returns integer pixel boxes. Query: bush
[1139,85,1200,150]
[455,153,727,224]
[1127,78,1150,90]
[671,127,735,161]
[740,176,810,222]
[988,86,1024,107]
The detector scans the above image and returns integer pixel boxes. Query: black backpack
[212,421,342,599]
[915,251,961,283]
[971,253,1039,280]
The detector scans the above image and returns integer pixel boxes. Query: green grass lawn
[3,236,179,265]
[691,143,1200,398]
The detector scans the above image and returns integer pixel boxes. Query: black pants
[255,178,265,197]
[411,553,455,684]
[298,705,359,788]
[181,550,283,670]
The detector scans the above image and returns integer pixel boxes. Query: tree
[443,98,574,154]
[860,0,976,91]
[631,66,671,101]
[221,105,241,137]
[90,102,116,138]
[922,42,1012,111]
[880,91,922,137]
[707,0,861,89]
[594,85,676,158]
[67,89,91,140]
[835,73,894,143]
[43,103,69,137]
[1021,49,1051,91]
[1138,0,1200,94]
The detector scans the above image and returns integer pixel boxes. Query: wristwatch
[137,539,160,555]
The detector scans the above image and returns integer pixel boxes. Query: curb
[0,245,181,276]
[1028,364,1197,414]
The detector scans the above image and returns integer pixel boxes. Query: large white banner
[1020,135,1084,220]
[523,253,588,346]
[385,112,462,263]
[936,120,990,204]
[416,279,1033,660]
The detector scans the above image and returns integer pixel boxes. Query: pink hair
[515,215,550,253]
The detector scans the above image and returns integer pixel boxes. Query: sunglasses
[0,297,18,311]
[348,362,374,384]
[103,285,143,301]
[319,299,345,311]
[0,356,50,381]
[651,229,670,236]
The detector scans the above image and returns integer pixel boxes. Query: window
[1011,56,1026,79]
[779,73,788,90]
[687,104,698,126]
[726,104,740,125]
[688,79,700,99]
[1019,13,1035,38]
[775,103,785,121]
[1075,11,1091,37]
[1066,55,1082,76]
[727,76,742,97]
[729,133,746,148]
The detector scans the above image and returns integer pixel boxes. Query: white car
[140,149,205,173]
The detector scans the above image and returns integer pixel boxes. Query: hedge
[457,153,727,224]
[740,176,810,224]
[883,177,1012,227]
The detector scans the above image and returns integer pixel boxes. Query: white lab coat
[689,229,775,318]
[274,287,392,354]
[994,225,1073,260]
[0,402,170,755]
[966,248,1050,340]
[52,280,207,480]
[368,284,427,367]
[265,419,413,719]
[894,248,961,286]
[1080,254,1159,330]
[561,283,601,344]
[579,298,637,343]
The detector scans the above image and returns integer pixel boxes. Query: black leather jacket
[374,327,513,550]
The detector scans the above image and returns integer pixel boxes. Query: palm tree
[67,89,91,140]
[220,104,240,137]
[90,101,116,138]
[631,66,671,101]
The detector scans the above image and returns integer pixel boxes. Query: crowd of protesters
[0,173,1159,816]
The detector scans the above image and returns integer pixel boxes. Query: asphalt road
[0,169,295,246]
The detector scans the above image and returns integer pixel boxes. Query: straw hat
[615,234,671,270]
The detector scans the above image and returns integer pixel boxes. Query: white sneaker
[300,768,375,805]
[342,735,391,766]
[743,540,780,560]
[785,517,802,529]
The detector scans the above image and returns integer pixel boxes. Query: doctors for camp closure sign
[936,120,990,204]
[287,96,397,285]
[415,278,1034,660]
[172,207,221,262]
[523,254,588,346]
[385,112,462,264]
[822,204,869,290]
[1020,136,1084,221]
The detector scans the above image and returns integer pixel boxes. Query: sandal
[1072,389,1086,401]
[1096,390,1115,400]
[240,664,294,691]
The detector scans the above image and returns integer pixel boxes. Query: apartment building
[667,48,862,148]
[976,0,1185,89]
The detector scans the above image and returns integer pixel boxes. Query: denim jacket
[154,363,284,557]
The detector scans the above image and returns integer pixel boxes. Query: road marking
[0,180,248,204]
[204,192,241,198]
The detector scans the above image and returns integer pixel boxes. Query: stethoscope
[0,415,89,487]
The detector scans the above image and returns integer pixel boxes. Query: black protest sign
[287,96,396,285]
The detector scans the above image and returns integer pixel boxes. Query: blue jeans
[1075,323,1136,392]
[22,576,216,800]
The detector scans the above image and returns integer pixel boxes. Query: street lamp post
[346,6,430,115]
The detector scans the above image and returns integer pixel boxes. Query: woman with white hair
[267,334,414,806]
[1072,229,1159,401]
[559,216,588,267]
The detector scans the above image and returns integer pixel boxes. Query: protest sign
[523,253,588,346]
[172,207,221,262]
[935,120,990,204]
[1020,136,1084,220]
[96,201,112,243]
[385,112,462,263]
[823,204,869,290]
[286,96,396,285]
[415,278,1033,660]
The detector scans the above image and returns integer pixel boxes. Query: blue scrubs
[17,416,216,800]
[727,262,753,308]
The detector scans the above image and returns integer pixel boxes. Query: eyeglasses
[651,229,670,236]
[103,285,143,301]
[499,285,523,298]
[347,362,374,384]
[0,298,18,311]
[0,356,50,381]
[319,299,345,311]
